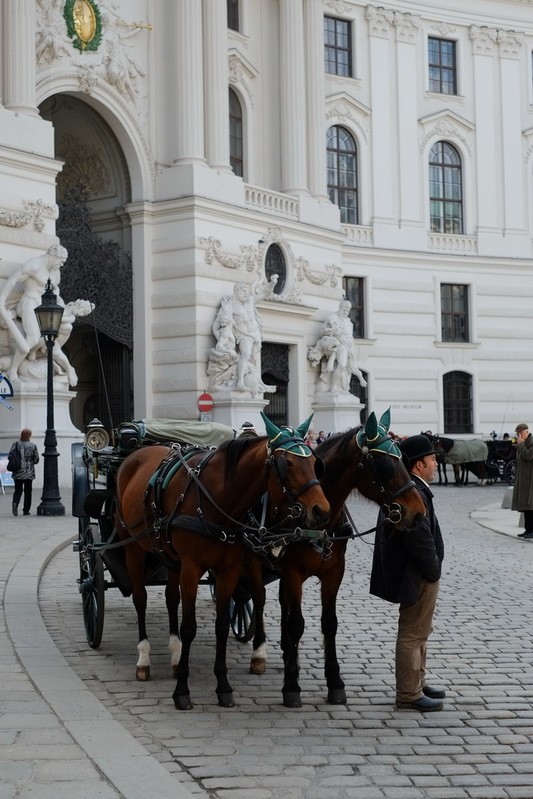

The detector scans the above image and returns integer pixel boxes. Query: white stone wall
[0,0,532,489]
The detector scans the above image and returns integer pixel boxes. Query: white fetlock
[168,634,182,669]
[250,642,267,675]
[136,639,151,681]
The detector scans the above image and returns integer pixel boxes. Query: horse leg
[172,567,200,710]
[165,568,181,677]
[321,562,347,705]
[279,573,305,708]
[212,564,242,707]
[247,556,267,675]
[125,548,151,681]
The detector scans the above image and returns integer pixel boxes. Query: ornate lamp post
[34,278,65,516]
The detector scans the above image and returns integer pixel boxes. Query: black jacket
[370,475,444,606]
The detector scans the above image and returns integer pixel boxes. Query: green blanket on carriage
[120,418,236,448]
[445,439,488,465]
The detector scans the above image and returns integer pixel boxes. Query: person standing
[511,423,533,539]
[10,428,39,516]
[370,434,445,712]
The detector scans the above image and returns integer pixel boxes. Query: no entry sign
[198,392,214,413]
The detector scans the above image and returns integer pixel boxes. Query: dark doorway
[261,343,289,427]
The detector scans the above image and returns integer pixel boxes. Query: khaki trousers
[395,579,440,703]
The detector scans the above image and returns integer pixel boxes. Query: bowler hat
[399,434,437,466]
[515,423,529,433]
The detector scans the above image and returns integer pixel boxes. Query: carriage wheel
[78,522,105,649]
[504,461,516,486]
[230,597,256,643]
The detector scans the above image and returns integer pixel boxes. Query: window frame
[429,141,464,235]
[441,283,469,343]
[327,125,359,225]
[324,15,353,78]
[443,371,473,434]
[428,36,457,95]
[343,276,365,340]
[227,0,239,32]
[228,87,243,178]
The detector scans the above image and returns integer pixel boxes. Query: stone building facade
[1,0,533,482]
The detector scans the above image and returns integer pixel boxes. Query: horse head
[260,411,330,528]
[318,409,425,530]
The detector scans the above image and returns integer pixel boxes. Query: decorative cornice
[469,25,498,56]
[419,111,474,156]
[430,22,457,37]
[324,0,354,18]
[394,11,420,43]
[497,29,524,59]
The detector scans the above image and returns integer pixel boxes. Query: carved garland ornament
[0,200,56,232]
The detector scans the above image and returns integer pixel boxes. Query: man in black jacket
[370,434,445,712]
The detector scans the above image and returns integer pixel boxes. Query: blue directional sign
[0,372,14,410]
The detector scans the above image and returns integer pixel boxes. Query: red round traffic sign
[198,392,214,412]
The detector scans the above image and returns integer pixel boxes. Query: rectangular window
[227,0,239,32]
[428,37,457,94]
[441,284,469,342]
[324,16,352,77]
[343,277,365,339]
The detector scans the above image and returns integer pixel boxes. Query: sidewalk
[0,484,526,799]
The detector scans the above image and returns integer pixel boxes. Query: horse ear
[296,414,314,440]
[260,411,280,439]
[379,407,391,433]
[365,412,378,440]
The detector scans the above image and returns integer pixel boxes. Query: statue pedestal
[0,378,80,489]
[211,389,272,433]
[311,393,365,436]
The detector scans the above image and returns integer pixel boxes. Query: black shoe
[12,503,18,517]
[423,685,446,699]
[23,511,30,516]
[517,531,531,538]
[397,695,444,712]
[520,531,533,540]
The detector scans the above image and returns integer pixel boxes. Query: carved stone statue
[36,0,71,64]
[0,244,93,386]
[207,280,275,398]
[308,299,367,396]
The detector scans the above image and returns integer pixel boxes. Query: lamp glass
[34,280,64,338]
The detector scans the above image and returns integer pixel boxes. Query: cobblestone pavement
[38,484,533,799]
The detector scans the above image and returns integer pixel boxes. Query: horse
[114,412,330,710]
[426,434,490,486]
[244,409,427,708]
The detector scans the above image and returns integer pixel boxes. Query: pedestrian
[511,423,533,539]
[370,434,445,712]
[316,430,326,445]
[10,428,39,516]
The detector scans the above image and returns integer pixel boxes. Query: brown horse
[244,409,426,708]
[114,413,330,710]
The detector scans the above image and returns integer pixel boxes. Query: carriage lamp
[85,418,110,452]
[34,279,65,516]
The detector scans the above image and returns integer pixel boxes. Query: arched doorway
[39,95,133,430]
[261,343,289,427]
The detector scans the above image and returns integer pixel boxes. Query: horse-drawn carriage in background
[426,433,516,486]
[71,411,425,710]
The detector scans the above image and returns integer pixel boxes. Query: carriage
[71,411,424,709]
[72,418,264,649]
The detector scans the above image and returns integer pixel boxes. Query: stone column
[498,30,525,233]
[305,0,327,199]
[174,0,205,164]
[394,11,420,226]
[203,0,231,172]
[470,25,499,232]
[3,0,38,115]
[366,5,395,224]
[280,0,308,195]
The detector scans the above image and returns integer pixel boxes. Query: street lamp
[34,278,65,516]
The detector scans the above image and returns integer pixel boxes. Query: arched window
[229,88,243,177]
[327,126,358,224]
[264,244,286,295]
[443,371,472,433]
[429,141,463,234]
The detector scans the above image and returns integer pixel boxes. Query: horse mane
[315,427,361,460]
[218,435,268,483]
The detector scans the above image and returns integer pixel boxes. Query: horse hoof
[217,692,235,708]
[328,688,347,705]
[136,666,151,681]
[283,692,302,708]
[250,658,266,675]
[173,694,193,711]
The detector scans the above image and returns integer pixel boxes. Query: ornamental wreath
[63,0,103,53]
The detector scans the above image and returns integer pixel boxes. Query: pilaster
[280,0,308,195]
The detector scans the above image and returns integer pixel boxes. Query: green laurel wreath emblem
[64,0,103,53]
